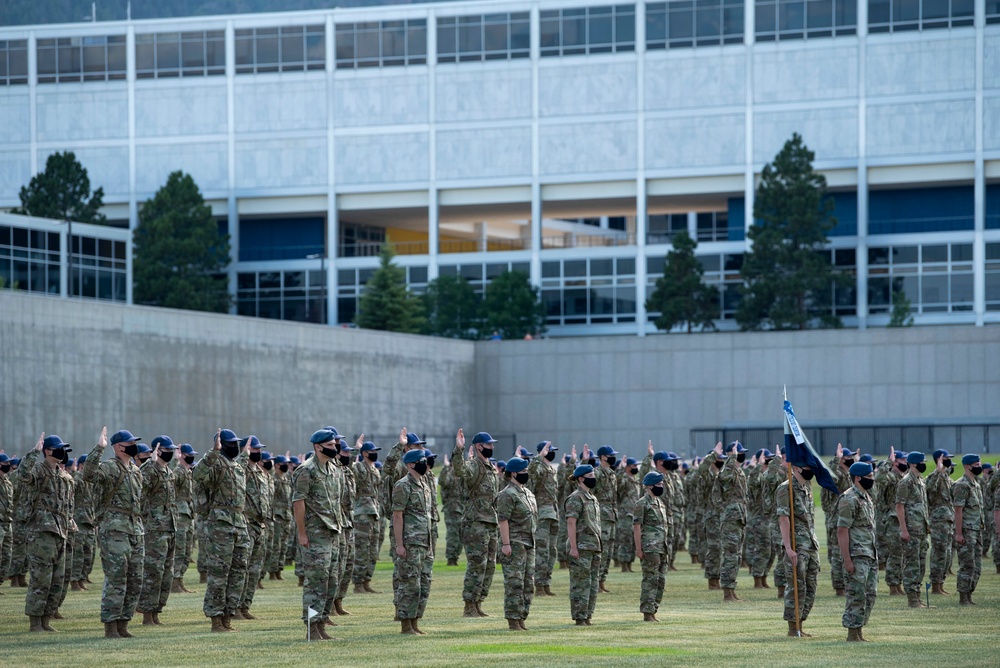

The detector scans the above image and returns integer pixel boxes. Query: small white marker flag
[307,606,319,620]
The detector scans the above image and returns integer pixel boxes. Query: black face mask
[651,485,664,496]
[138,456,151,465]
[665,460,679,471]
[279,464,289,473]
[320,446,339,459]
[159,451,174,463]
[586,457,597,467]
[56,449,69,464]
[582,477,597,489]
[942,458,952,468]
[514,472,529,485]
[843,459,855,468]
[971,466,983,476]
[221,443,240,460]
[480,447,493,459]
[428,459,436,470]
[896,463,908,473]
[338,455,351,467]
[799,469,815,481]
[366,452,378,462]
[714,460,724,469]
[263,461,273,471]
[859,477,875,490]
[736,453,746,463]
[605,456,617,468]
[916,462,927,473]
[544,452,556,462]
[123,443,139,457]
[184,455,195,466]
[413,462,428,476]
[0,465,10,474]
[629,467,639,475]
[249,452,262,463]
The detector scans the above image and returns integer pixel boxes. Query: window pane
[336,30,355,63]
[181,35,205,70]
[459,21,483,54]
[256,30,279,68]
[282,31,304,64]
[590,15,614,46]
[383,22,406,59]
[157,33,180,71]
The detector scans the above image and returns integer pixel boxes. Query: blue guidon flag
[783,390,840,496]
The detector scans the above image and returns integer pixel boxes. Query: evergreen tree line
[6,135,915,335]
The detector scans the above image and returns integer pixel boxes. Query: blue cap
[402,449,426,464]
[596,445,618,457]
[537,441,557,452]
[653,451,669,462]
[643,471,664,486]
[982,462,993,470]
[906,451,925,465]
[962,454,981,466]
[405,432,426,446]
[77,454,87,465]
[725,441,746,454]
[219,429,239,443]
[573,464,594,478]
[374,461,382,469]
[0,453,10,464]
[10,458,20,466]
[932,449,953,461]
[859,454,873,463]
[273,455,288,464]
[665,451,680,461]
[423,448,437,460]
[496,460,507,470]
[756,448,773,459]
[682,462,689,470]
[310,429,338,445]
[506,457,529,474]
[564,454,572,463]
[260,451,273,461]
[472,432,497,445]
[895,451,908,462]
[65,458,75,467]
[849,462,873,477]
[304,452,313,460]
[842,448,861,458]
[289,456,301,465]
[625,457,637,466]
[151,435,176,450]
[339,441,354,453]
[322,427,343,442]
[43,435,72,451]
[136,443,152,454]
[110,430,140,445]
[180,444,198,455]
[243,435,265,449]
[360,441,380,452]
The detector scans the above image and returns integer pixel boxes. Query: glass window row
[336,19,427,69]
[234,25,325,74]
[437,13,530,63]
[0,40,28,85]
[136,31,225,79]
[37,35,126,83]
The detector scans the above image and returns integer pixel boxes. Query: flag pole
[783,386,801,637]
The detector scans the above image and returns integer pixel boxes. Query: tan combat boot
[847,627,863,642]
[142,611,156,626]
[475,601,489,617]
[104,621,122,638]
[364,580,381,594]
[507,618,522,631]
[29,616,44,632]
[400,619,417,635]
[116,619,134,638]
[211,616,230,632]
[463,600,478,617]
[334,598,350,615]
[907,591,926,608]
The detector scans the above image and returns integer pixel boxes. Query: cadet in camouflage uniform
[236,436,271,620]
[556,451,577,567]
[71,453,97,591]
[138,436,179,625]
[615,457,641,572]
[837,462,877,642]
[18,434,76,633]
[172,444,198,592]
[875,448,907,594]
[292,428,344,641]
[452,429,500,617]
[895,451,930,608]
[988,464,1000,573]
[267,454,293,580]
[84,428,145,639]
[639,446,680,570]
[821,446,853,596]
[393,449,434,635]
[633,472,669,622]
[776,458,820,637]
[762,449,787,596]
[0,453,13,588]
[698,450,724,589]
[496,457,537,631]
[746,449,772,589]
[384,429,427,615]
[333,439,357,615]
[9,457,30,588]
[593,445,620,591]
[438,451,464,566]
[977,464,991,562]
[668,456,686,566]
[566,464,601,625]
[684,460,703,564]
[192,429,251,633]
[714,441,749,601]
[926,448,956,595]
[527,441,559,594]
[352,441,382,593]
[953,454,985,605]
[259,451,277,582]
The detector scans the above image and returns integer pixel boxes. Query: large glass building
[1,0,999,335]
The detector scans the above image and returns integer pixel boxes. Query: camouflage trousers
[268,517,291,574]
[0,522,12,581]
[671,511,685,564]
[286,518,298,567]
[557,512,569,562]
[352,516,379,584]
[461,519,498,603]
[719,517,746,589]
[928,518,955,584]
[569,549,601,621]
[172,515,196,578]
[239,523,268,610]
[261,520,275,579]
[377,516,386,557]
[138,530,175,613]
[196,517,210,576]
[56,533,74,610]
[396,544,433,620]
[665,518,677,568]
[202,522,249,619]
[955,528,982,594]
[782,546,819,623]
[336,526,354,600]
[900,531,928,596]
[826,523,845,590]
[499,542,535,620]
[598,518,616,583]
[747,513,773,577]
[770,520,786,588]
[702,515,722,579]
[24,530,66,617]
[10,519,27,577]
[534,517,559,587]
[98,528,144,623]
[443,503,464,561]
[299,525,341,623]
[842,555,877,629]
[686,508,701,562]
[72,524,97,581]
[615,514,636,565]
[982,521,993,558]
[880,521,903,586]
[638,551,667,614]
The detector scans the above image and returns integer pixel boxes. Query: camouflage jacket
[291,455,342,533]
[140,458,177,533]
[925,468,954,522]
[593,464,618,522]
[775,476,819,551]
[191,449,248,529]
[352,459,381,519]
[565,486,602,552]
[339,461,356,530]
[173,465,195,519]
[526,457,559,521]
[16,450,76,539]
[451,448,499,525]
[952,475,984,531]
[392,473,432,548]
[271,471,293,521]
[836,485,876,559]
[83,444,144,535]
[496,483,537,547]
[894,470,930,534]
[633,493,669,554]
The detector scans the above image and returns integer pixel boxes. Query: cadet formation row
[1,427,997,642]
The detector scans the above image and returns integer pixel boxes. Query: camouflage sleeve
[391,478,408,514]
[13,449,40,484]
[775,482,790,517]
[290,466,311,504]
[836,492,856,528]
[632,498,644,524]
[496,489,513,522]
[893,477,909,506]
[527,457,544,487]
[565,493,583,520]
[639,454,653,479]
[952,481,968,508]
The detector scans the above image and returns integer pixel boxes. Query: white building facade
[1,0,999,335]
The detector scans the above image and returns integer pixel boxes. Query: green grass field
[3,495,998,667]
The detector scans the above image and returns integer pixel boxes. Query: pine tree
[134,171,231,312]
[423,274,483,339]
[737,133,844,331]
[355,244,425,333]
[482,271,546,339]
[12,151,106,225]
[888,284,914,327]
[645,230,719,333]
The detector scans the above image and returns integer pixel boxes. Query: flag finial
[783,385,788,402]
